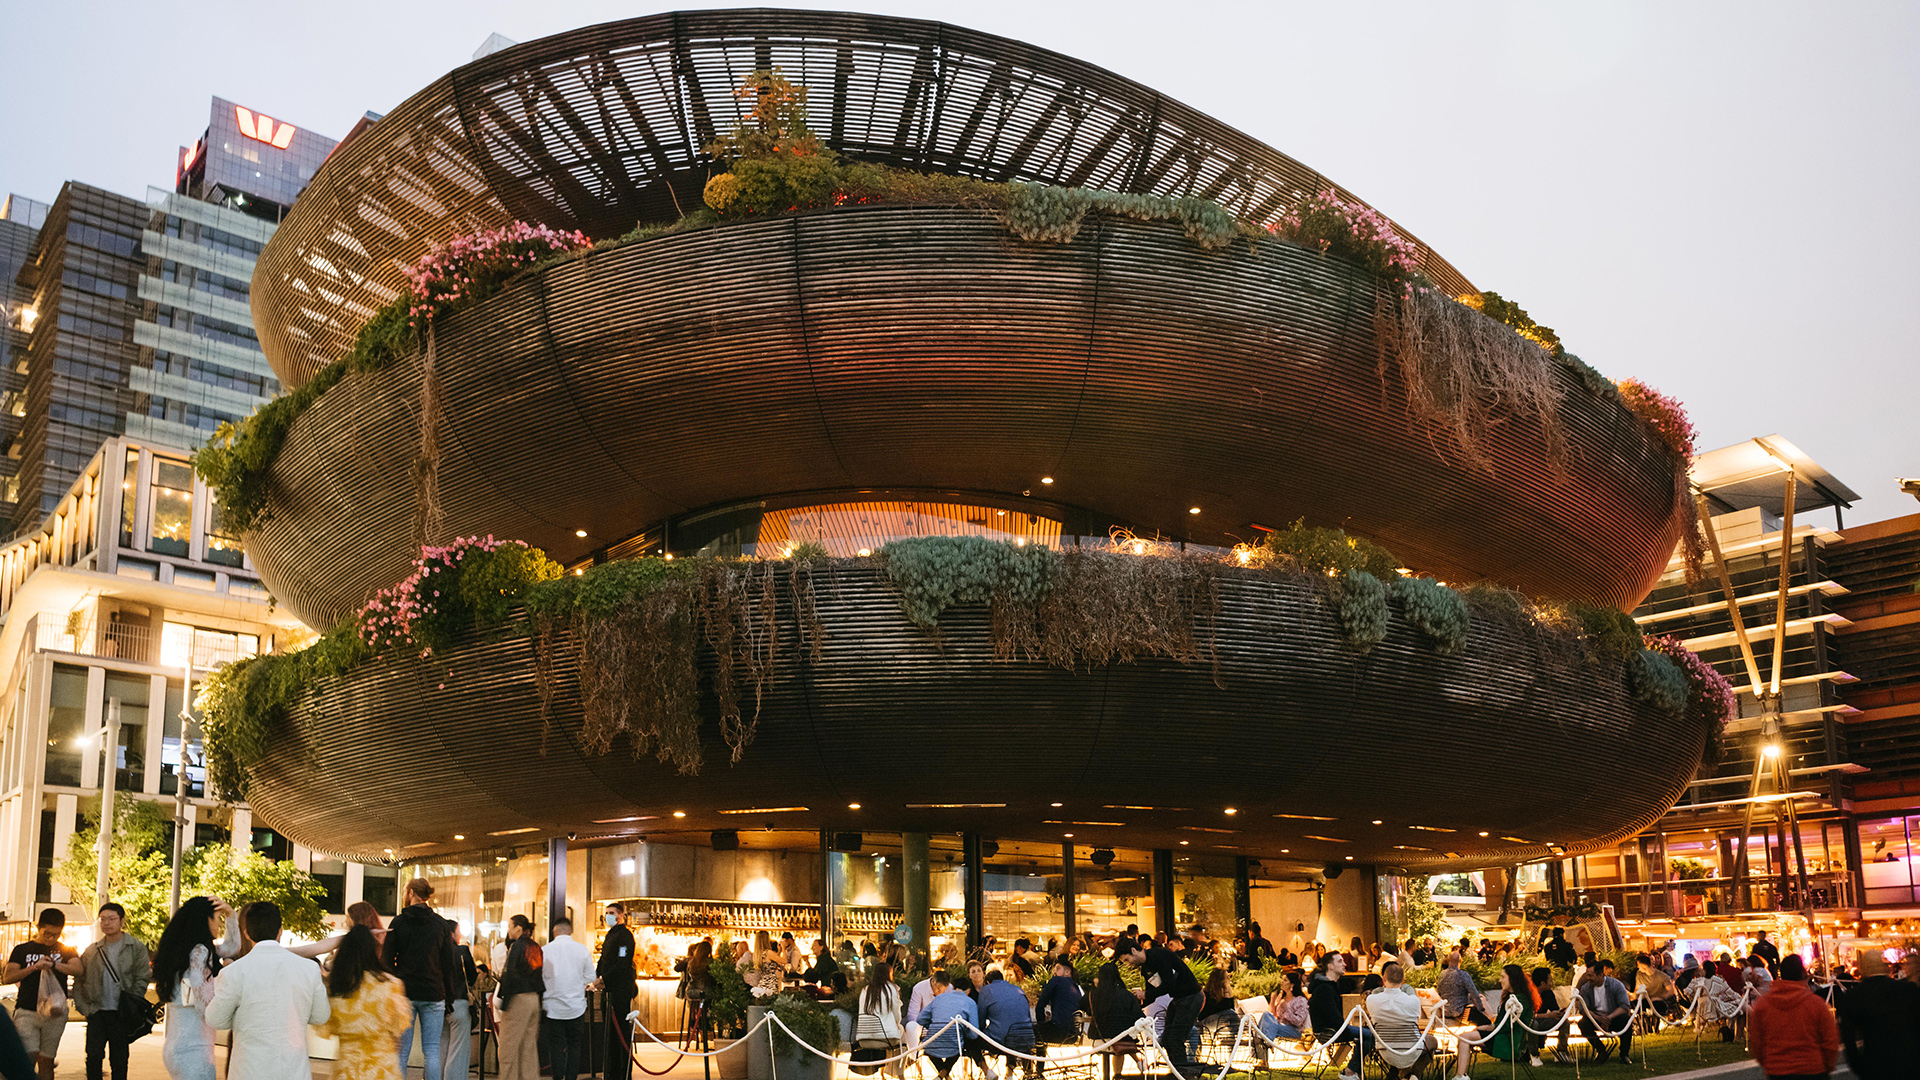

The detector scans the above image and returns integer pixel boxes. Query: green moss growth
[1262,519,1401,578]
[874,535,1057,628]
[1336,570,1390,651]
[1393,576,1470,655]
[1628,649,1688,715]
[1571,602,1643,662]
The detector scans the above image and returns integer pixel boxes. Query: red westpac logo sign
[234,105,297,149]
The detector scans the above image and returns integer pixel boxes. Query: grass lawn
[1218,1026,1758,1078]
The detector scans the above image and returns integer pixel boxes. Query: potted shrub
[705,942,753,1079]
[746,989,837,1080]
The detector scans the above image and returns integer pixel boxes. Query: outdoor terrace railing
[1584,871,1857,919]
[31,612,153,664]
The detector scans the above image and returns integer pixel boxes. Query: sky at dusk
[2,1,1914,524]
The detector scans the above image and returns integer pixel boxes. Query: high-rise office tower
[6,99,337,534]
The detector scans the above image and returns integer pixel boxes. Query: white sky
[2,1,1914,525]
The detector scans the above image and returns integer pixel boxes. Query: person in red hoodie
[1748,954,1839,1080]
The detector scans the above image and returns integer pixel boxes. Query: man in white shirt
[541,917,597,1080]
[206,902,330,1080]
[1364,962,1436,1080]
[905,971,936,1059]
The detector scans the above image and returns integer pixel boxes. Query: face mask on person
[605,914,619,927]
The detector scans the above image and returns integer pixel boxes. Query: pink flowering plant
[359,536,564,655]
[403,221,591,333]
[1268,188,1421,282]
[1614,378,1698,462]
[1645,634,1737,731]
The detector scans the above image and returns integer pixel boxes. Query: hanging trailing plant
[1393,576,1470,655]
[1616,377,1707,582]
[1376,282,1567,469]
[1268,188,1421,282]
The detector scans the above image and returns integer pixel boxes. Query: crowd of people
[0,880,645,1080]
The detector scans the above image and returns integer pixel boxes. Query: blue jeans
[1256,1015,1302,1043]
[399,999,471,1080]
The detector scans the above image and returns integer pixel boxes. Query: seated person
[1453,965,1536,1076]
[1309,955,1371,1080]
[1529,966,1572,1064]
[1034,958,1084,1044]
[1436,952,1490,1025]
[1574,961,1633,1065]
[1365,963,1436,1080]
[915,969,978,1080]
[1256,972,1311,1044]
[1637,955,1679,1018]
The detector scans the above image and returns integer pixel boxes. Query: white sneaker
[1529,1055,1544,1067]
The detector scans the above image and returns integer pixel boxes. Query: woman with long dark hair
[855,959,903,1078]
[323,926,413,1080]
[155,897,222,1080]
[1451,963,1536,1076]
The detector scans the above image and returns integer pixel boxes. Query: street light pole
[171,658,194,911]
[94,699,121,908]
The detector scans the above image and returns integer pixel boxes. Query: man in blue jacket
[916,970,979,1078]
[977,970,1037,1079]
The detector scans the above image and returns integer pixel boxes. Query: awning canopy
[1692,435,1861,516]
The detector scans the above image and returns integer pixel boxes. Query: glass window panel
[118,450,138,547]
[362,865,399,915]
[160,681,183,796]
[1071,846,1153,939]
[205,491,243,568]
[104,674,148,792]
[44,664,88,786]
[149,459,193,557]
[161,623,260,670]
[1858,818,1913,906]
[312,857,347,915]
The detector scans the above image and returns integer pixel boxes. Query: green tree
[51,799,176,944]
[51,797,330,944]
[1402,875,1451,945]
[186,846,330,939]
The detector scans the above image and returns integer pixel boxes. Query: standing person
[74,903,149,1080]
[1839,952,1920,1079]
[382,879,469,1080]
[596,903,638,1080]
[324,925,414,1080]
[1245,923,1275,966]
[1751,931,1782,971]
[1749,955,1838,1080]
[205,902,332,1079]
[1543,928,1576,969]
[153,897,224,1080]
[493,916,543,1080]
[542,917,596,1080]
[4,908,81,1080]
[1139,934,1203,1074]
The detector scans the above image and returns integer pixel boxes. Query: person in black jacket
[596,903,639,1080]
[383,879,470,1080]
[1840,952,1920,1079]
[1092,946,1144,1041]
[1308,954,1368,1080]
[495,916,544,1080]
[1140,937,1204,1073]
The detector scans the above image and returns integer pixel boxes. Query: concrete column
[547,836,568,930]
[820,831,837,945]
[346,861,365,906]
[1233,856,1252,935]
[962,833,984,950]
[903,832,930,960]
[230,807,251,856]
[1061,843,1076,940]
[1152,850,1175,938]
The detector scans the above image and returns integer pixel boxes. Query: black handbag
[101,952,158,1042]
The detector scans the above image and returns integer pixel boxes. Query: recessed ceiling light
[453,834,465,840]
[1281,848,1290,853]
[848,803,861,810]
[672,811,686,818]
[1051,802,1063,807]
[1372,820,1383,825]
[1189,507,1201,515]
[857,548,871,557]
[1224,808,1237,815]
[575,529,588,537]
[1344,856,1353,861]
[1064,833,1073,838]
[1040,477,1054,484]
[1179,840,1189,845]
[997,510,1007,516]
[1479,831,1490,837]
